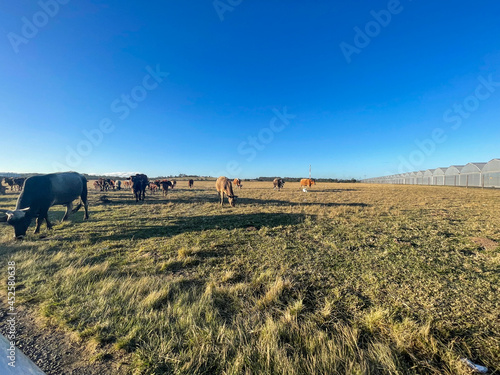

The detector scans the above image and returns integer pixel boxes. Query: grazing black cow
[130,174,149,202]
[273,178,285,191]
[188,179,194,188]
[4,178,16,191]
[0,172,89,239]
[13,177,26,191]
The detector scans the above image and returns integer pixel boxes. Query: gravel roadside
[0,301,129,375]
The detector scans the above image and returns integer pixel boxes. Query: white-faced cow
[156,179,173,197]
[216,176,237,207]
[0,172,89,239]
[233,178,242,189]
[273,178,285,191]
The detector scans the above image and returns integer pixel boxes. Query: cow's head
[227,195,237,207]
[0,208,31,239]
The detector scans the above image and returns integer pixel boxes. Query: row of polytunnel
[362,159,500,188]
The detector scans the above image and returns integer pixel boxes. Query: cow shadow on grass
[102,213,308,241]
[97,195,369,208]
[0,194,19,206]
[234,197,368,207]
[87,191,369,208]
[88,192,217,206]
[315,188,359,193]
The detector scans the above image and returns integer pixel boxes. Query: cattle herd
[2,177,26,192]
[0,173,316,239]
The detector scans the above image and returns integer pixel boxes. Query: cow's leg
[34,209,52,233]
[83,200,89,220]
[219,191,224,205]
[34,215,43,234]
[81,185,89,220]
[62,202,73,221]
[45,214,53,230]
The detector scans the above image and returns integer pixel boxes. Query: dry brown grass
[0,180,499,374]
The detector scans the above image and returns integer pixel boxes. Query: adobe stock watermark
[339,0,406,64]
[52,65,169,172]
[213,0,243,21]
[212,107,296,177]
[397,73,500,173]
[7,0,70,54]
[6,261,17,368]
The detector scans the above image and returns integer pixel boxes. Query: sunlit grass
[0,180,499,374]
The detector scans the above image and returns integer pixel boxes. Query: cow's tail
[72,201,83,213]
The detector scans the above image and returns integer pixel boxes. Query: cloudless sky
[1,1,499,179]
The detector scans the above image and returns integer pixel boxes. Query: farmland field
[0,180,499,374]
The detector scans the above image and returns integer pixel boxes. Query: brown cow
[233,178,242,189]
[273,178,285,191]
[216,176,237,207]
[159,179,173,196]
[300,179,315,189]
[188,179,194,188]
[149,182,158,194]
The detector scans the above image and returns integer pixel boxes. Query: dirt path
[0,301,129,375]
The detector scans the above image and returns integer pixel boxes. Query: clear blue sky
[1,1,499,179]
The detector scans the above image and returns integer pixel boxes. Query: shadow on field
[0,194,17,204]
[315,188,359,192]
[90,195,369,208]
[87,189,369,208]
[235,197,368,207]
[89,192,216,206]
[102,213,308,241]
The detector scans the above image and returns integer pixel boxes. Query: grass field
[0,180,499,374]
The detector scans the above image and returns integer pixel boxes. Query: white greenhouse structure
[362,159,499,188]
[445,165,464,186]
[483,159,500,188]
